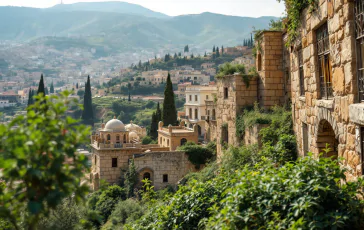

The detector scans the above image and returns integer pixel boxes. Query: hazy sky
[0,0,285,17]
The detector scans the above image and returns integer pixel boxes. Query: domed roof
[125,121,141,131]
[129,131,139,139]
[104,118,125,131]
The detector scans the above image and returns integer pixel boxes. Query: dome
[104,119,125,131]
[125,121,141,131]
[129,131,139,139]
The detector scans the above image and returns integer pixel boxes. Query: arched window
[195,109,198,119]
[143,172,151,180]
[94,155,97,166]
[160,137,162,143]
[212,109,216,120]
[189,108,192,118]
[107,134,111,141]
[123,134,127,143]
[167,139,170,146]
[181,138,187,146]
[116,135,120,143]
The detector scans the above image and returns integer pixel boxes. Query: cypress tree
[222,46,224,55]
[156,102,162,122]
[213,46,216,53]
[216,47,220,57]
[149,112,158,140]
[81,75,94,126]
[162,73,177,126]
[76,82,79,89]
[50,82,54,94]
[128,90,131,102]
[27,89,34,106]
[204,52,207,57]
[37,74,45,96]
[44,87,48,95]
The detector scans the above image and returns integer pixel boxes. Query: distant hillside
[0,5,277,52]
[48,1,170,19]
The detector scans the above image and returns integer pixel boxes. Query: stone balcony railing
[92,141,142,149]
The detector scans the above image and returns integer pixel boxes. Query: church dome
[129,131,139,140]
[104,118,125,131]
[125,121,141,131]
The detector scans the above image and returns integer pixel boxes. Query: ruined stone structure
[290,0,364,179]
[158,121,199,151]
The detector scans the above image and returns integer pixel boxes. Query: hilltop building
[90,118,196,190]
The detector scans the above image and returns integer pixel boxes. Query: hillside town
[3,0,364,229]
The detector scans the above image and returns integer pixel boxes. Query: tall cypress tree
[81,76,94,126]
[27,89,34,106]
[221,46,224,55]
[162,73,177,126]
[44,87,48,95]
[50,82,54,94]
[149,112,158,140]
[213,46,216,53]
[216,47,220,57]
[37,74,45,96]
[156,102,162,122]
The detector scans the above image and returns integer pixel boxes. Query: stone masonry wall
[216,75,258,158]
[257,31,286,109]
[133,151,197,190]
[291,0,361,179]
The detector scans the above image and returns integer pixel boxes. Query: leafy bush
[142,136,153,145]
[178,143,215,165]
[94,185,126,221]
[0,92,90,229]
[208,156,364,229]
[216,63,246,78]
[110,199,144,225]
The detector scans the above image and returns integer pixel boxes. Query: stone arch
[181,138,187,146]
[316,119,338,158]
[107,134,111,141]
[139,167,154,185]
[197,125,202,136]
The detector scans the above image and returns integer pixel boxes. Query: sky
[0,0,285,17]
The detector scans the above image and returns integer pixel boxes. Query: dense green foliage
[0,92,90,229]
[82,76,94,126]
[178,142,215,166]
[278,0,317,45]
[124,160,138,198]
[216,62,246,78]
[162,73,177,126]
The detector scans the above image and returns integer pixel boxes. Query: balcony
[201,116,216,121]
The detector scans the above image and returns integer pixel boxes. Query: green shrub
[216,63,246,78]
[95,185,126,221]
[110,199,144,225]
[142,136,153,145]
[178,143,215,165]
[208,156,364,229]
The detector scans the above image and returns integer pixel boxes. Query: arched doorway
[143,172,151,180]
[181,138,187,146]
[107,134,111,141]
[198,125,202,136]
[316,120,338,158]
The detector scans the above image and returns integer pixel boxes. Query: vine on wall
[277,0,318,45]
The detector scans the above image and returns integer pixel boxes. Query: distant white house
[0,100,16,108]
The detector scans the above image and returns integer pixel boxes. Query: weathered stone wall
[256,31,286,109]
[244,124,269,146]
[133,151,197,190]
[291,0,361,179]
[216,75,258,158]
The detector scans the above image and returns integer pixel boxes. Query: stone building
[133,151,197,190]
[181,85,217,138]
[288,0,364,179]
[89,118,196,190]
[158,121,199,151]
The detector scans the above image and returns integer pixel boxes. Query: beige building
[158,121,199,151]
[89,118,196,190]
[182,85,217,138]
